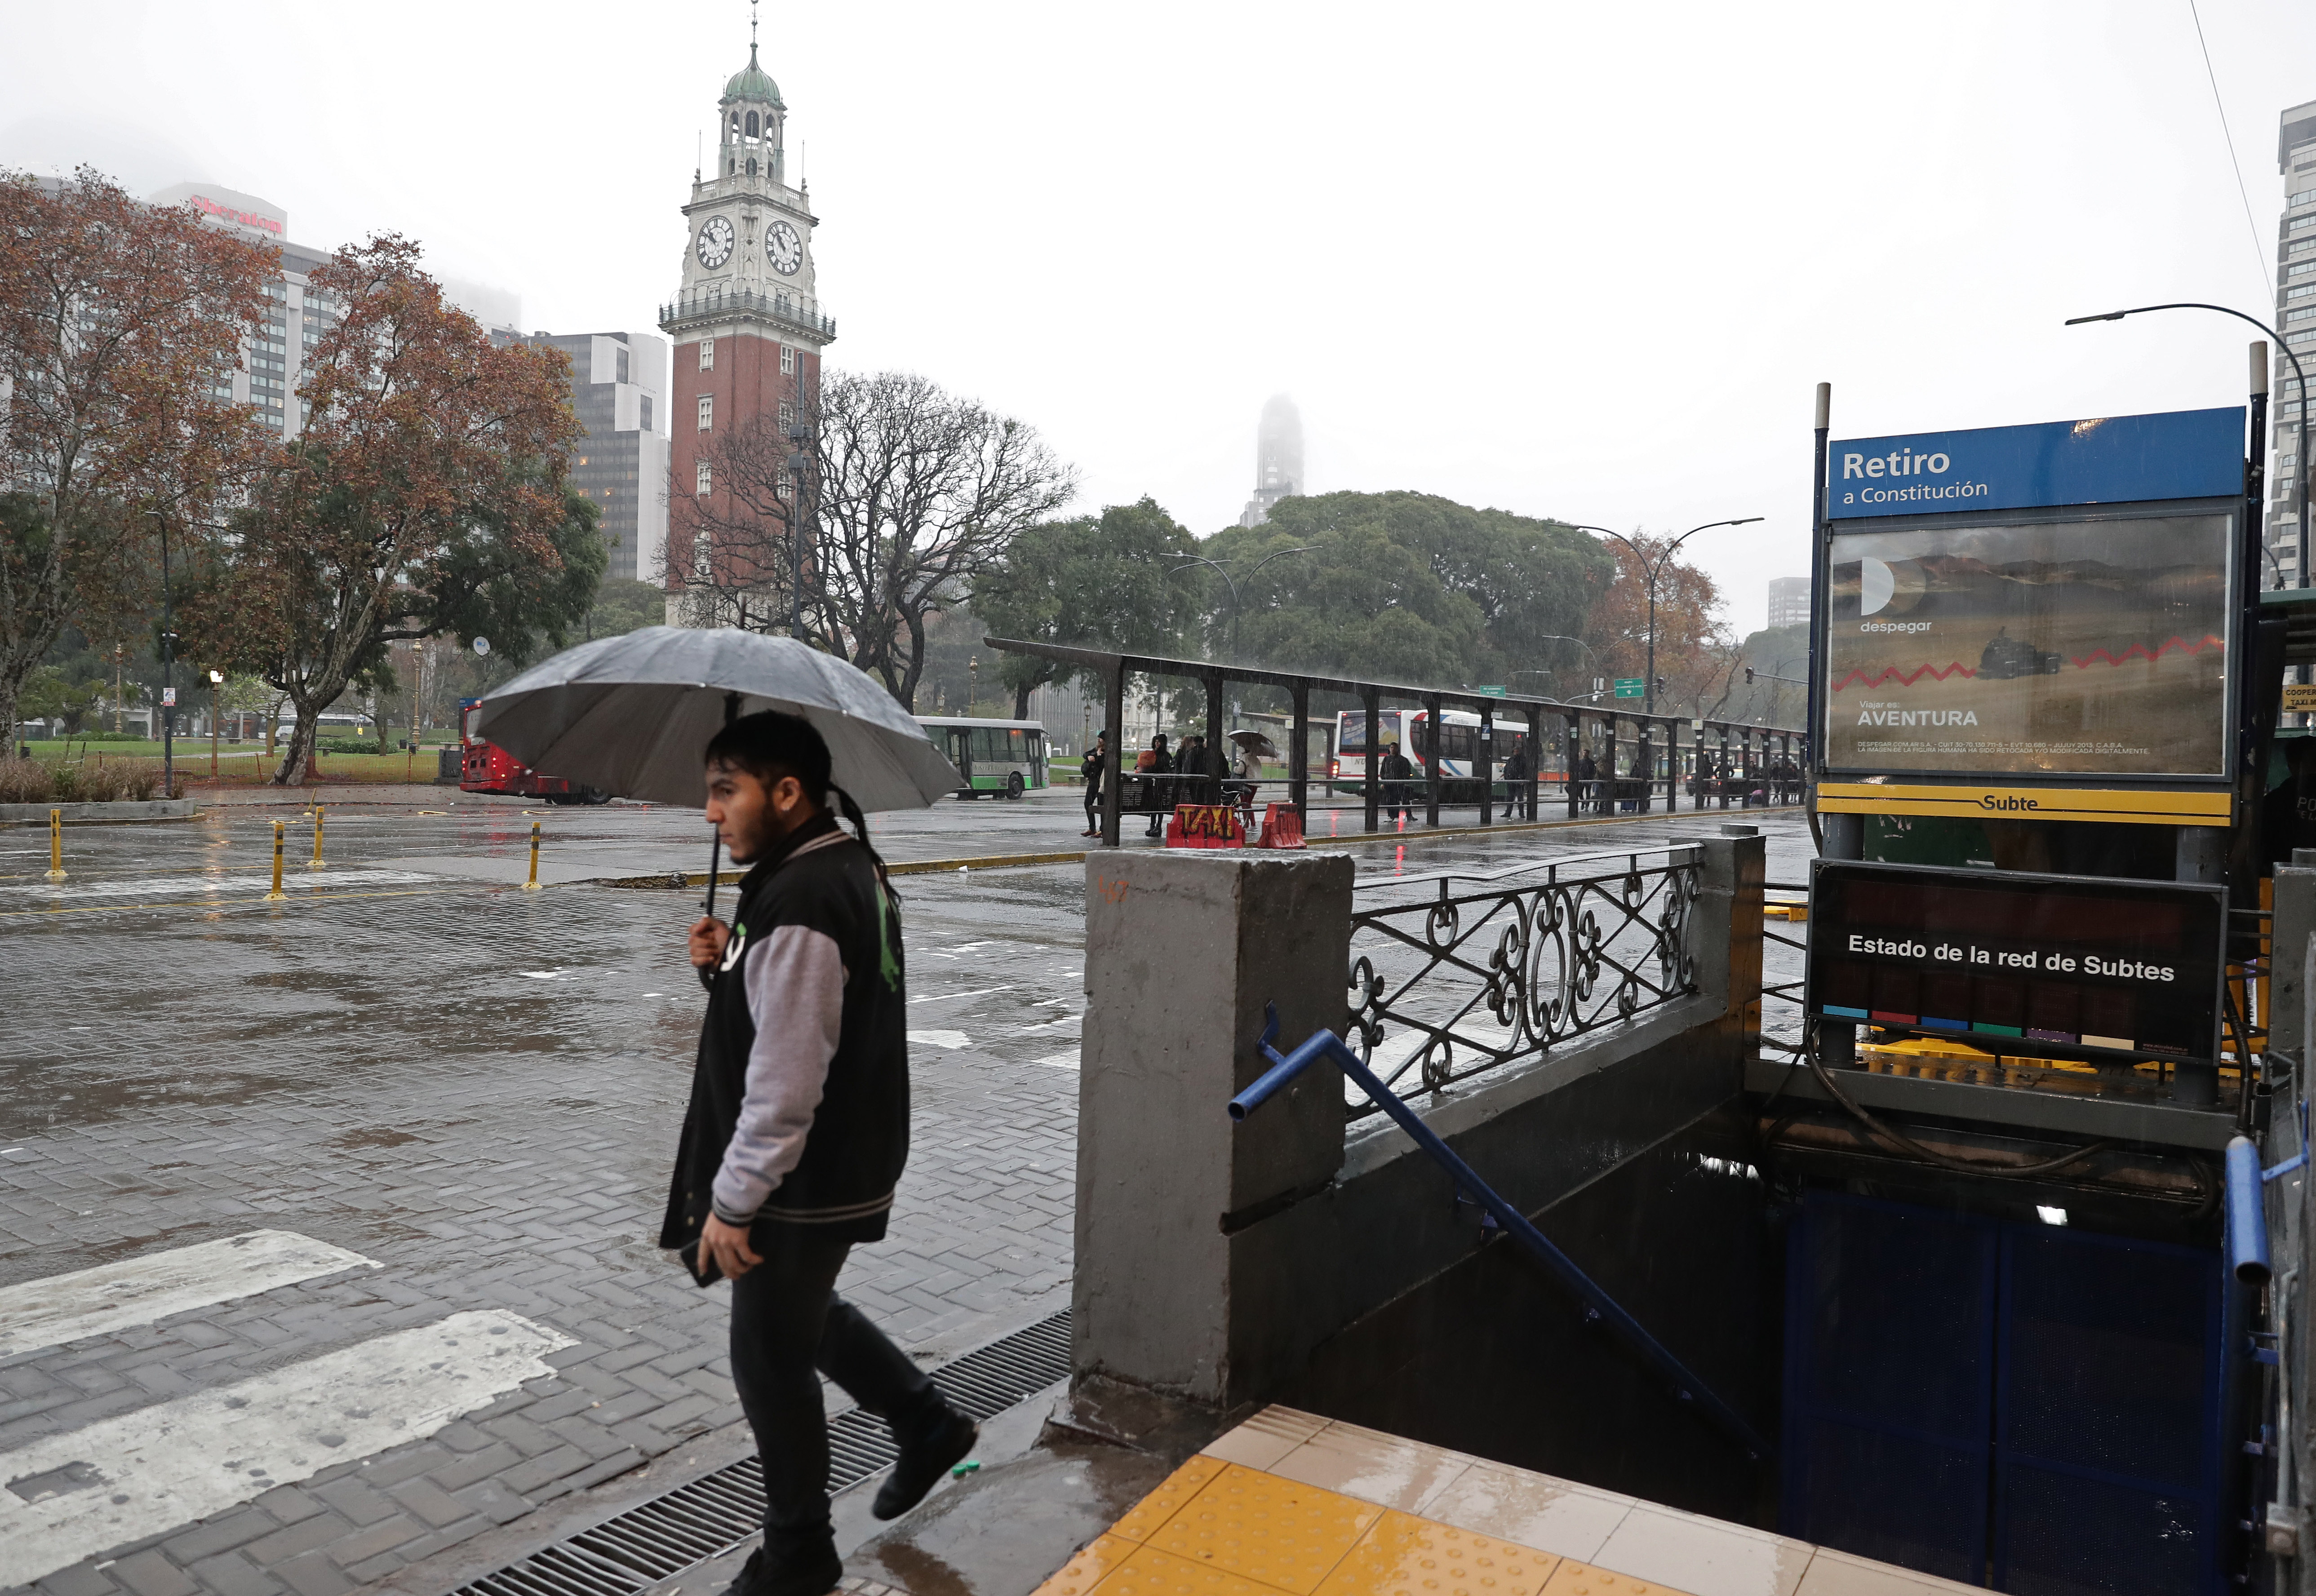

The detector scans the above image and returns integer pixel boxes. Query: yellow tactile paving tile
[1034,1534,1141,1596]
[1539,1561,1695,1596]
[1095,1544,1305,1596]
[1146,1462,1386,1594]
[1112,1455,1234,1543]
[1314,1508,1559,1596]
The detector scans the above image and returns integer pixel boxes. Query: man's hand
[690,916,731,971]
[700,1213,762,1279]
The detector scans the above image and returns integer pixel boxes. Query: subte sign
[1806,860,2224,1065]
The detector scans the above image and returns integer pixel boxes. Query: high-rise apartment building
[1239,394,1306,528]
[2272,101,2316,587]
[151,183,525,449]
[1766,576,1811,630]
[151,183,332,440]
[517,332,670,583]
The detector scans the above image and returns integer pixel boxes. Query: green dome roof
[723,45,782,106]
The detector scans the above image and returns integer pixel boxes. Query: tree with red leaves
[0,166,277,752]
[184,237,603,783]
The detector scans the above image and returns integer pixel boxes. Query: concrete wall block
[2274,866,2315,1061]
[1074,850,1353,1403]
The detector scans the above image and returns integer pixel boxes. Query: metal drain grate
[451,1308,1073,1596]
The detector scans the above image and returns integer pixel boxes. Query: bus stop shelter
[983,636,1806,847]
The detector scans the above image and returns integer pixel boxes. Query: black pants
[728,1228,936,1560]
[1084,781,1102,832]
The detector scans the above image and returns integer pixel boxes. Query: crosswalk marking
[0,1231,376,1358]
[0,1309,573,1584]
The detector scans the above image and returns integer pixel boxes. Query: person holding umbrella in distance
[470,631,982,1596]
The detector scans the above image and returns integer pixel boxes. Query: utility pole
[1567,521,1762,714]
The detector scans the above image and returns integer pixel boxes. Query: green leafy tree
[585,577,668,639]
[1199,492,1612,687]
[971,498,1206,715]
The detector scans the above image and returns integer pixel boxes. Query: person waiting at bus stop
[1380,740,1415,822]
[1502,738,1532,819]
[669,711,977,1596]
[1136,733,1171,836]
[1080,730,1107,838]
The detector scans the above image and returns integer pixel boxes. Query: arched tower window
[745,111,759,138]
[730,113,741,133]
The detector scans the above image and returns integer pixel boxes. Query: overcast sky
[6,0,2314,631]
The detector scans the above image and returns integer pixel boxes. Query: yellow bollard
[44,807,65,882]
[266,820,288,900]
[524,820,542,891]
[308,803,326,870]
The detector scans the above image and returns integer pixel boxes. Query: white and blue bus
[916,716,1049,799]
[1328,707,1530,796]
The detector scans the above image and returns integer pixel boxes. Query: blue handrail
[1232,1004,1772,1460]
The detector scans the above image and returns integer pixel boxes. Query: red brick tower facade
[658,31,835,625]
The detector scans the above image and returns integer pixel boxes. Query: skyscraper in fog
[1239,394,1305,528]
[517,332,670,584]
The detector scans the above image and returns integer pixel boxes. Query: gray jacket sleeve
[710,924,847,1224]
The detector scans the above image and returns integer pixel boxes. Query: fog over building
[1766,575,1810,630]
[1239,393,1304,528]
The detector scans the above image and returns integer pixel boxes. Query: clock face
[696,215,735,269]
[768,220,803,276]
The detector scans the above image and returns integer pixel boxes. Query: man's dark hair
[703,709,893,888]
[705,709,831,804]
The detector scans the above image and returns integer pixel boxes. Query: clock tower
[661,21,834,624]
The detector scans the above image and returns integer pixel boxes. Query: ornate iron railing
[1343,844,1703,1119]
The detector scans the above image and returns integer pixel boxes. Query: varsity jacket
[659,813,910,1275]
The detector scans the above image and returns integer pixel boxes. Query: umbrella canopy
[472,626,961,811]
[1227,728,1281,760]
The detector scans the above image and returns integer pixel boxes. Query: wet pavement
[0,788,1810,1596]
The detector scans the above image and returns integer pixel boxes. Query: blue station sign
[1828,406,2245,520]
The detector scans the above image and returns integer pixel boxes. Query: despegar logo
[1859,621,1934,633]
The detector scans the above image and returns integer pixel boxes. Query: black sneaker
[721,1543,843,1596]
[871,1405,979,1520]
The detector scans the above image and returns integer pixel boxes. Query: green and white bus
[916,717,1050,799]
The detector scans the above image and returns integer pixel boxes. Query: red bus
[459,697,608,804]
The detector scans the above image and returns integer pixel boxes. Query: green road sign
[1613,678,1645,699]
[1476,685,1507,697]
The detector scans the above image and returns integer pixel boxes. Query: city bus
[916,716,1049,799]
[1328,707,1530,798]
[458,696,608,803]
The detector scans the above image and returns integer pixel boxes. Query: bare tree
[674,369,1075,706]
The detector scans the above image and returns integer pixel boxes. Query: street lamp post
[209,670,223,778]
[2067,303,2309,583]
[785,426,812,642]
[1170,547,1317,656]
[144,509,176,799]
[1565,521,1763,714]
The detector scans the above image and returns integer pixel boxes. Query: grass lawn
[25,738,458,786]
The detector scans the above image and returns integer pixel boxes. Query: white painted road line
[0,1309,574,1584]
[0,1231,377,1358]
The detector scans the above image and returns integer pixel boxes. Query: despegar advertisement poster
[1823,511,2232,778]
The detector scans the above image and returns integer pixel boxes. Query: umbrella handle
[703,693,741,924]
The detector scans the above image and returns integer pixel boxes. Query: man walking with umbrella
[668,709,977,1596]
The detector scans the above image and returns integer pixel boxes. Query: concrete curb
[592,805,1806,889]
[0,798,204,825]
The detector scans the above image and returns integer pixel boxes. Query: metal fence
[1342,843,1704,1120]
